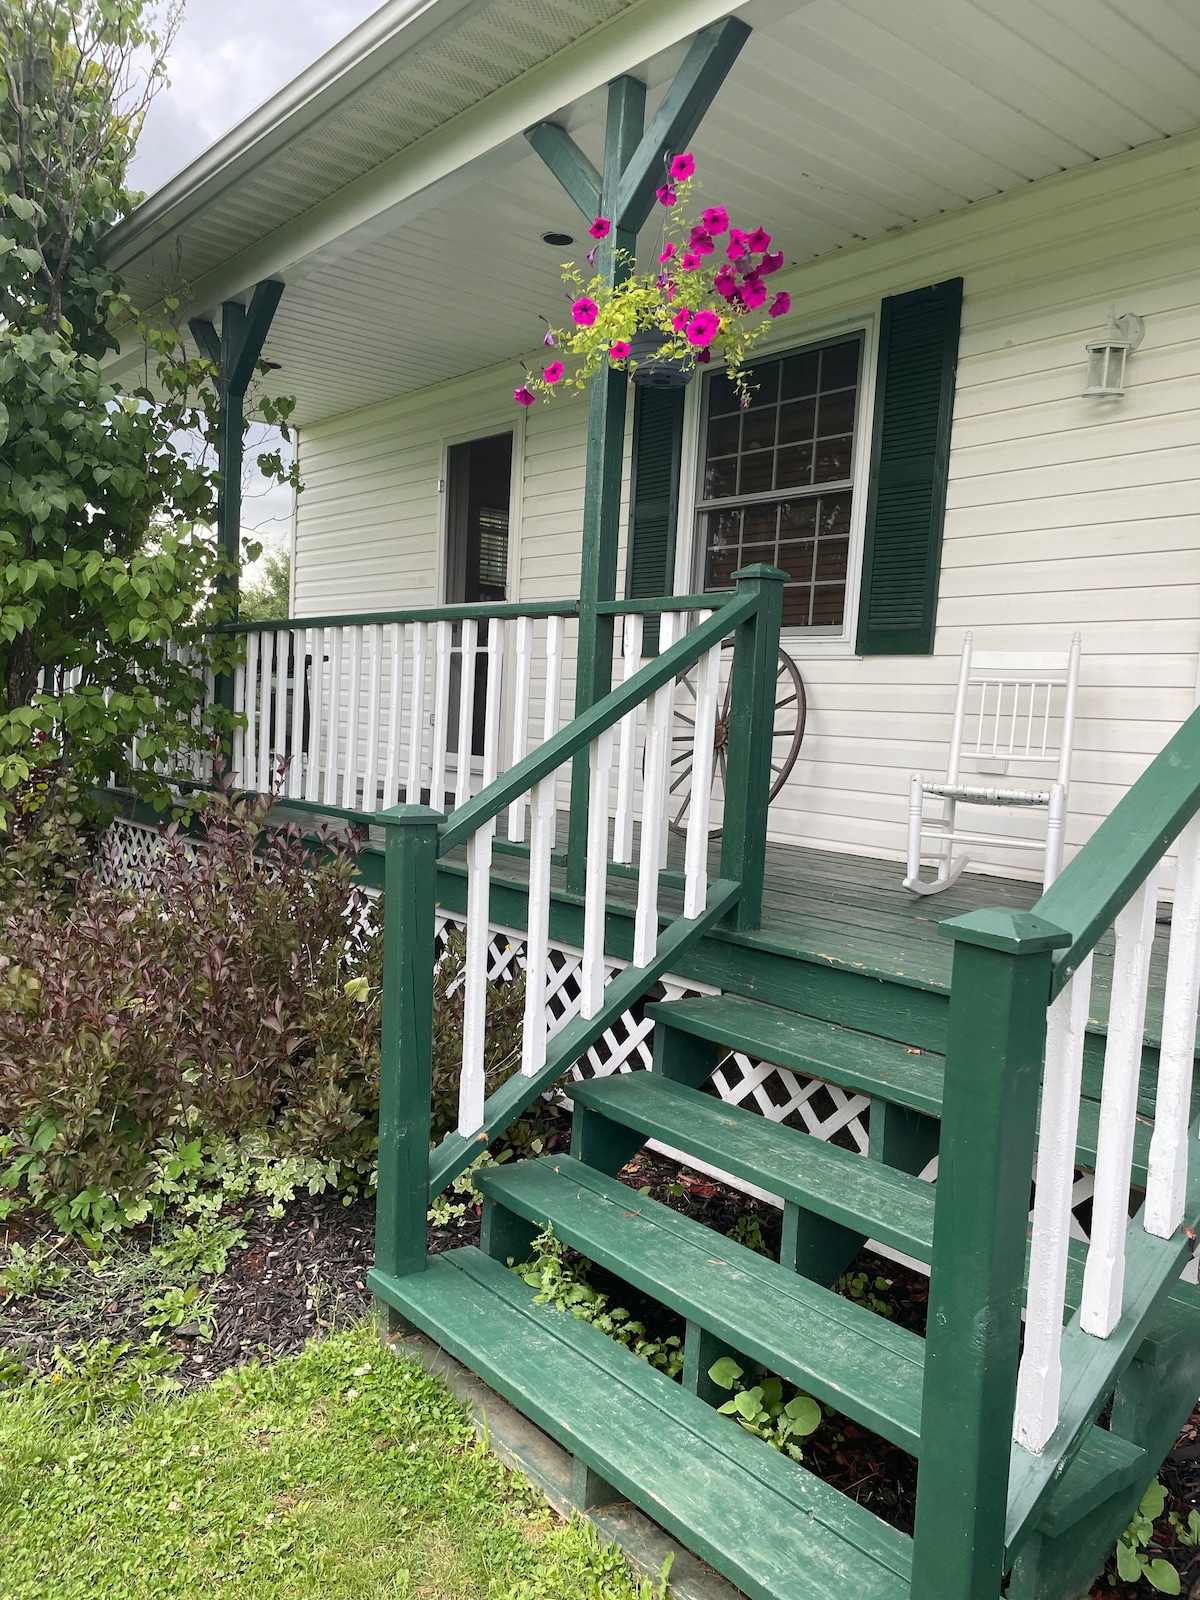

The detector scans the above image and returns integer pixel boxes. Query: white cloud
[130,0,384,195]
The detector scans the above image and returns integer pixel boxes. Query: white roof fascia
[136,0,777,317]
[106,0,494,271]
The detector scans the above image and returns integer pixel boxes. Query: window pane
[699,334,862,631]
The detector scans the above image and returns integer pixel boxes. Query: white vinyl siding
[293,128,1200,879]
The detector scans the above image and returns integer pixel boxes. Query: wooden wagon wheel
[666,645,806,838]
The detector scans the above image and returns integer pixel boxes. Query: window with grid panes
[697,335,863,631]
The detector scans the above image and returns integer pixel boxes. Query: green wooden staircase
[366,586,1200,1600]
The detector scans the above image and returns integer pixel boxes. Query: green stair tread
[476,1153,925,1455]
[650,995,1158,1179]
[647,995,945,1116]
[1035,1426,1147,1540]
[569,1069,937,1262]
[371,1251,911,1600]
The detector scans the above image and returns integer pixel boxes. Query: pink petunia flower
[543,361,564,384]
[669,152,696,181]
[714,265,738,301]
[655,184,677,206]
[572,297,599,326]
[691,232,715,257]
[759,251,784,275]
[514,385,535,406]
[768,291,791,319]
[658,241,677,263]
[702,206,729,235]
[685,309,721,347]
[671,307,691,333]
[608,341,632,360]
[747,227,772,252]
[726,234,749,262]
[740,276,768,310]
[589,216,611,240]
[679,251,701,271]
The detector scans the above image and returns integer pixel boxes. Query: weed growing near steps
[0,1321,671,1600]
[1108,1478,1197,1594]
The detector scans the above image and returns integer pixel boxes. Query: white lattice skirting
[99,816,1130,1272]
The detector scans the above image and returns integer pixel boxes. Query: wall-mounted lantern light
[1084,308,1145,396]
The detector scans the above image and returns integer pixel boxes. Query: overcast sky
[130,1,384,559]
[130,0,383,195]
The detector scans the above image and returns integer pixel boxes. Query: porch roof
[105,0,1200,425]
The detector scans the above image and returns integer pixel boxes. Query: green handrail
[1036,703,1200,993]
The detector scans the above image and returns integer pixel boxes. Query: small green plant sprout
[1169,1505,1200,1548]
[725,1214,772,1258]
[1114,1480,1181,1593]
[150,1217,246,1278]
[0,1237,70,1299]
[141,1282,216,1341]
[835,1268,895,1319]
[706,1356,822,1461]
[514,1225,683,1378]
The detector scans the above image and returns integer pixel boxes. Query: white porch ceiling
[111,0,1200,425]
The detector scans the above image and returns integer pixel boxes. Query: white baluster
[454,618,478,811]
[430,621,452,812]
[1014,955,1094,1452]
[1146,814,1200,1236]
[287,629,306,799]
[232,645,247,788]
[256,632,273,794]
[458,821,494,1138]
[383,622,404,808]
[406,621,428,805]
[521,774,556,1077]
[1081,870,1160,1338]
[507,616,533,842]
[613,614,644,865]
[324,626,344,807]
[581,730,614,1018]
[342,626,363,809]
[243,631,260,790]
[684,632,720,919]
[363,624,382,814]
[481,620,504,790]
[633,616,677,967]
[269,632,287,792]
[304,628,326,803]
[542,614,565,821]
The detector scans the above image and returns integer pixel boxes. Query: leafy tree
[239,546,291,623]
[0,0,295,810]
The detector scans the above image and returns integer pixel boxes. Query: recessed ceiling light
[542,231,574,247]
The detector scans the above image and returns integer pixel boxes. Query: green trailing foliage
[0,0,299,814]
[1112,1479,1185,1593]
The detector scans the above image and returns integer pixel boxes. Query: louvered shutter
[626,385,685,654]
[856,278,963,656]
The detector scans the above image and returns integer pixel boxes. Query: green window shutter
[856,277,963,656]
[626,385,685,654]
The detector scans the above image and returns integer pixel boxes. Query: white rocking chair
[904,631,1082,896]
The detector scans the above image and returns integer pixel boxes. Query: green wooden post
[565,75,644,895]
[373,805,442,1283]
[718,564,786,932]
[909,907,1069,1600]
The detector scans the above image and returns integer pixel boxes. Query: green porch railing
[912,704,1200,1598]
[370,566,785,1288]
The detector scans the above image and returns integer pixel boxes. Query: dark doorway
[445,432,513,767]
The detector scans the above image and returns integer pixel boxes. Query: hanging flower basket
[515,153,790,409]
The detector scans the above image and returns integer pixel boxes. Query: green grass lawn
[0,1324,668,1600]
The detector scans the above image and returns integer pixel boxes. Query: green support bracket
[909,908,1070,1600]
[372,805,442,1282]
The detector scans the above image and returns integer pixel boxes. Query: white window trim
[673,305,879,657]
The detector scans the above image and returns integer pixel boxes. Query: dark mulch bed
[2,1141,1196,1589]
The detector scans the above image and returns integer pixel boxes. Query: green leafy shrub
[0,758,97,915]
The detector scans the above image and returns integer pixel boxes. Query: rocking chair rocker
[904,631,1082,895]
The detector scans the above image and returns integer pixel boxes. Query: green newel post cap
[732,564,788,582]
[377,805,444,827]
[938,906,1071,954]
